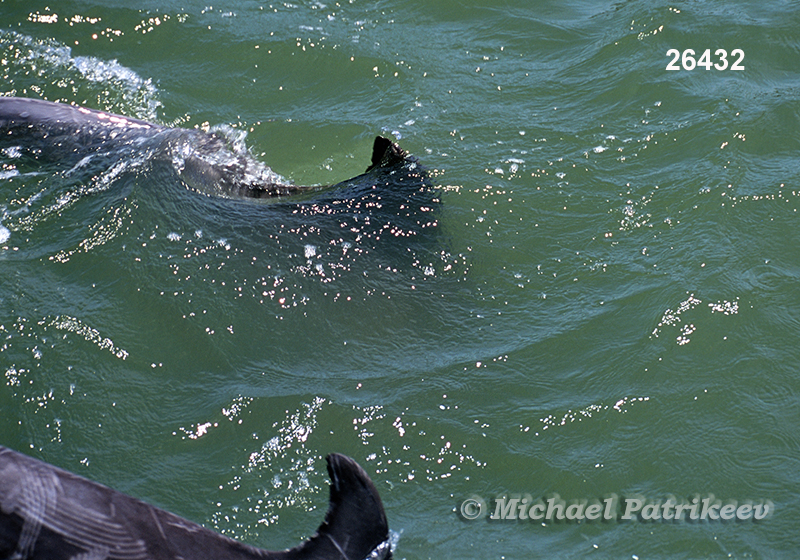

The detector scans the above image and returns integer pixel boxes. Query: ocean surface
[2,0,799,558]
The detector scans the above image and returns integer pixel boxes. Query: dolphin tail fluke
[280,453,392,560]
[365,136,409,173]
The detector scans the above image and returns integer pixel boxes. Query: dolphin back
[0,97,424,201]
[0,96,163,154]
[0,446,392,560]
[0,97,159,132]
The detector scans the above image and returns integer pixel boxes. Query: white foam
[2,147,22,159]
[0,30,161,121]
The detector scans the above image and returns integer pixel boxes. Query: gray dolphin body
[0,446,392,560]
[0,97,416,199]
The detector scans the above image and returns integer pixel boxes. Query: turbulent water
[2,1,799,558]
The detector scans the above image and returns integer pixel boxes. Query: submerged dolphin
[0,446,392,560]
[0,96,418,199]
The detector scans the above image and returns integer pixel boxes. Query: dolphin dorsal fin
[0,447,392,560]
[279,453,392,559]
[366,136,408,172]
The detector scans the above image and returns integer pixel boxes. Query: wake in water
[0,30,160,121]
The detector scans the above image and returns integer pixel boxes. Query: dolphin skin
[0,97,417,199]
[0,446,392,560]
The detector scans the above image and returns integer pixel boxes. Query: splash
[0,30,161,121]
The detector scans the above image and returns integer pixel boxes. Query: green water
[2,0,799,558]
